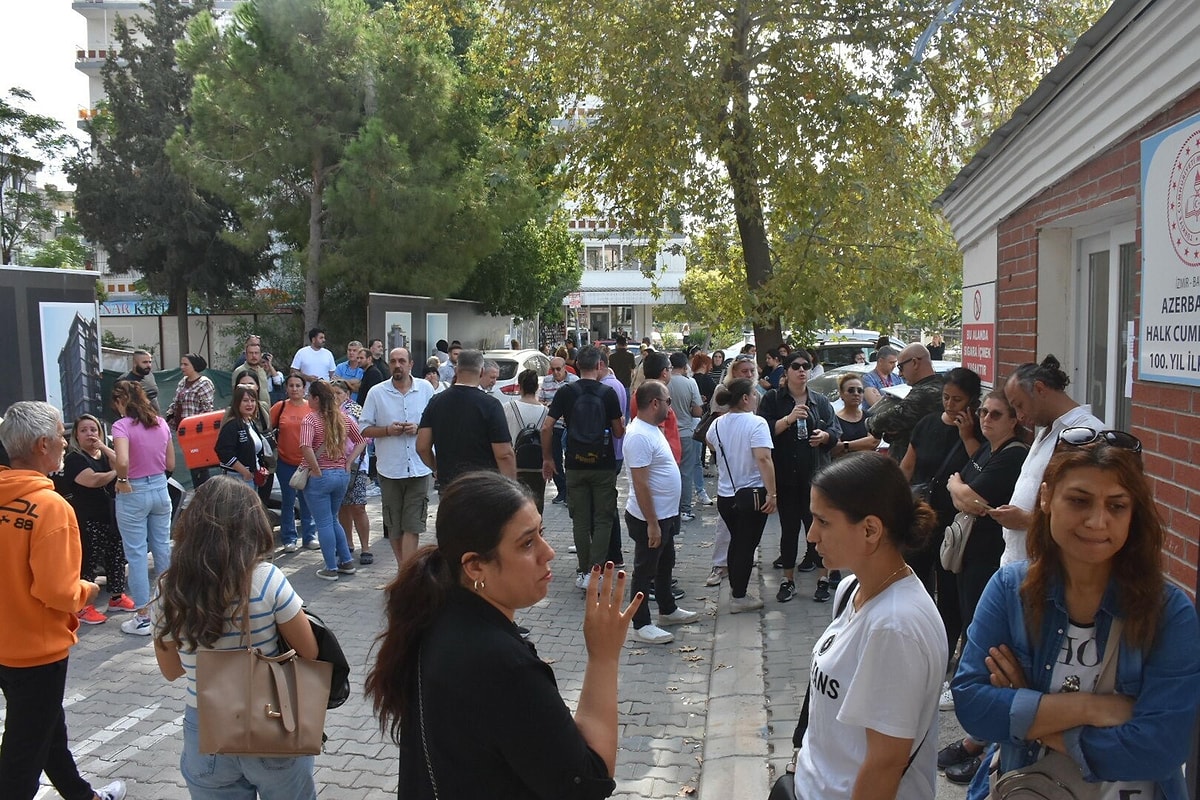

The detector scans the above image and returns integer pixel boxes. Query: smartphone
[975,499,993,512]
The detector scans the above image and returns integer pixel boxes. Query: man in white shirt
[624,380,699,644]
[993,354,1104,565]
[438,343,462,384]
[480,360,502,398]
[290,327,337,390]
[359,348,434,567]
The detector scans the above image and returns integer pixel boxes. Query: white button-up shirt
[360,377,435,479]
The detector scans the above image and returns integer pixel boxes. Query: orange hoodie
[0,467,92,667]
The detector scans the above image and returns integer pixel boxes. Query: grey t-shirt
[668,373,703,433]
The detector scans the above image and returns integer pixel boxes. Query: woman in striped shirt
[153,476,319,799]
[300,381,366,581]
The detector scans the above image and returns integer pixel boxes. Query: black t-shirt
[62,450,115,522]
[958,438,1028,547]
[909,411,974,523]
[694,372,717,407]
[419,385,511,485]
[608,349,636,387]
[836,413,869,443]
[359,359,386,405]
[547,379,622,471]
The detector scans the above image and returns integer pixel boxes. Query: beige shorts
[380,474,431,535]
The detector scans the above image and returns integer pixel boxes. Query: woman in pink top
[300,381,366,581]
[110,380,175,635]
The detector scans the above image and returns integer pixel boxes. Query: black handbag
[279,611,351,709]
[692,410,722,443]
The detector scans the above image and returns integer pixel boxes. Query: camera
[263,353,272,361]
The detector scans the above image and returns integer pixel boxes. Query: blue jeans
[275,460,316,545]
[677,435,704,513]
[302,469,352,570]
[180,705,315,800]
[114,473,172,609]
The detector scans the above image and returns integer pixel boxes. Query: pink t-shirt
[111,416,172,478]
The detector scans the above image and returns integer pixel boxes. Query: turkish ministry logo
[1167,128,1200,266]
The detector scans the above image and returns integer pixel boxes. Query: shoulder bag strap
[417,654,441,800]
[791,578,861,749]
[713,417,742,493]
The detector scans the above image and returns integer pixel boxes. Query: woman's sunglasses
[842,386,864,394]
[1057,426,1142,453]
[787,361,811,371]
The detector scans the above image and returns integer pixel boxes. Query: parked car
[481,349,553,396]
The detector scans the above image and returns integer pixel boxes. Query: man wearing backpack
[541,346,625,589]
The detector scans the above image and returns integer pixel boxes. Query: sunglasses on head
[1057,426,1142,453]
[734,354,756,362]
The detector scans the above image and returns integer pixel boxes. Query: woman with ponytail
[299,381,365,582]
[366,472,639,799]
[786,453,947,800]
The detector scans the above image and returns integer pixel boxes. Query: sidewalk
[11,469,969,799]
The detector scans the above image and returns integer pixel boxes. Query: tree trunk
[720,0,782,363]
[173,279,190,364]
[304,150,324,335]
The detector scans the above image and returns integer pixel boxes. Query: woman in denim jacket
[951,430,1200,800]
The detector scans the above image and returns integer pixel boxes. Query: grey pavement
[8,469,971,799]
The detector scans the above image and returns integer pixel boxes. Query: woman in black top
[214,385,269,490]
[64,414,132,623]
[833,374,878,457]
[366,472,639,800]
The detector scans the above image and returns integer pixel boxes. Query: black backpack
[565,382,610,465]
[510,402,547,471]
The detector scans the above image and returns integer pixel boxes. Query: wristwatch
[843,442,851,454]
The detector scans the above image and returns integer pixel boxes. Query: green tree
[491,0,1108,354]
[68,0,269,354]
[30,216,90,269]
[459,215,582,319]
[0,88,73,265]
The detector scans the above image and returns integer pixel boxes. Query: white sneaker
[120,615,152,636]
[95,781,127,800]
[574,572,589,590]
[696,491,714,506]
[282,541,300,553]
[939,682,955,711]
[657,607,700,626]
[365,484,382,497]
[633,624,674,644]
[305,539,321,550]
[680,511,696,522]
[730,596,764,614]
[705,566,727,586]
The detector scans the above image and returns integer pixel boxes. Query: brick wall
[994,84,1200,594]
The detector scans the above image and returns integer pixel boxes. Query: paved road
[9,470,971,799]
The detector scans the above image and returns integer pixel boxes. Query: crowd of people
[1,328,1198,800]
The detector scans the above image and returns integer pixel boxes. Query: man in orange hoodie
[0,402,126,800]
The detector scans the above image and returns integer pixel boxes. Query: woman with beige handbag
[152,476,321,799]
[950,430,1200,800]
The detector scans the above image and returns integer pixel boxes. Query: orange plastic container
[176,411,224,470]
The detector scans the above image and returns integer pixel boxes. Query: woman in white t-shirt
[504,369,549,514]
[706,378,776,612]
[793,453,947,800]
[153,476,320,799]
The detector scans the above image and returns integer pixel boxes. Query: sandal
[359,551,374,565]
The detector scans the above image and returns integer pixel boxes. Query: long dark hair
[365,472,535,743]
[111,380,158,427]
[307,381,347,456]
[154,477,275,650]
[811,452,938,555]
[224,385,259,423]
[1021,444,1164,650]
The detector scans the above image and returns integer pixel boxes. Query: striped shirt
[156,562,304,708]
[299,411,363,471]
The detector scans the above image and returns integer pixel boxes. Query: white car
[481,349,553,396]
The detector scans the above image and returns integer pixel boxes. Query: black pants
[716,495,769,598]
[775,481,815,569]
[957,526,1006,638]
[551,427,567,498]
[625,512,680,628]
[0,658,94,800]
[907,529,962,661]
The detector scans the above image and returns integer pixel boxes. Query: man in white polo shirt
[359,347,434,567]
[623,379,699,645]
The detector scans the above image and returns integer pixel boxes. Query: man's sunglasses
[788,362,811,371]
[1057,426,1142,453]
[897,356,920,370]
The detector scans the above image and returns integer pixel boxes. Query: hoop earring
[473,578,485,592]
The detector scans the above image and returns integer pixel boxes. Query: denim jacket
[951,562,1200,800]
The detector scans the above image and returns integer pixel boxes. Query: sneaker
[120,614,151,636]
[730,595,764,614]
[107,594,136,612]
[568,545,577,554]
[78,605,107,625]
[648,586,685,603]
[696,491,714,506]
[704,566,727,586]
[796,553,819,572]
[633,624,675,644]
[365,484,382,497]
[776,580,796,603]
[282,541,300,553]
[95,780,127,800]
[945,755,983,784]
[575,572,589,591]
[315,568,340,581]
[813,578,831,603]
[680,511,696,522]
[771,556,789,569]
[337,561,357,575]
[937,739,975,770]
[305,539,321,550]
[657,608,700,626]
[359,551,374,565]
[552,495,567,505]
[939,681,955,711]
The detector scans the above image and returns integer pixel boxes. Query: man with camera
[232,339,283,406]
